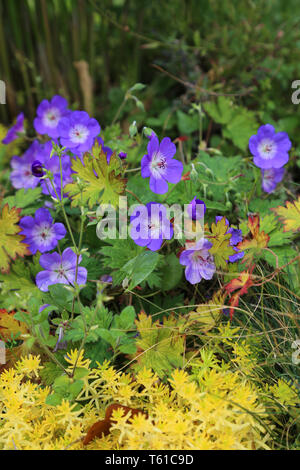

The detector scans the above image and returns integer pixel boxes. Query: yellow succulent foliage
[0,350,273,450]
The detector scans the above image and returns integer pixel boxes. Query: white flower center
[148,216,161,238]
[33,223,54,245]
[69,124,89,144]
[150,152,167,178]
[43,107,61,128]
[57,266,66,279]
[258,138,276,160]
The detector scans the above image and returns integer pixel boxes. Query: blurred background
[1,0,300,143]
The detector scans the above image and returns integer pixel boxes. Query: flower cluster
[6,94,288,295]
[3,96,108,292]
[249,124,291,193]
[7,95,113,198]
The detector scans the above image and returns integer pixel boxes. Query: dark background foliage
[1,0,300,133]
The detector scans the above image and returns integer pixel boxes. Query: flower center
[150,152,167,177]
[44,107,60,128]
[55,265,67,279]
[69,124,89,144]
[258,139,276,160]
[33,223,54,245]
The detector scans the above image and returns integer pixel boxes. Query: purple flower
[141,135,183,194]
[36,247,87,292]
[130,202,173,251]
[179,239,215,285]
[19,208,66,254]
[261,167,285,193]
[118,151,127,160]
[100,274,113,284]
[10,140,51,189]
[215,216,244,263]
[34,95,69,139]
[227,227,244,263]
[2,113,25,144]
[187,197,206,220]
[58,111,100,154]
[97,136,113,162]
[39,304,50,313]
[249,124,291,169]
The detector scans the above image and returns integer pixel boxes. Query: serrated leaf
[65,144,126,209]
[2,187,42,213]
[272,196,300,232]
[130,312,186,378]
[208,217,235,270]
[0,309,29,342]
[188,290,226,331]
[0,204,30,273]
[238,215,270,266]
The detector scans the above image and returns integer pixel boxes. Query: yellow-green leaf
[65,145,126,209]
[0,204,29,273]
[207,217,235,270]
[272,196,300,232]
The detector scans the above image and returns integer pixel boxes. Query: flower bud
[32,160,45,177]
[129,121,138,138]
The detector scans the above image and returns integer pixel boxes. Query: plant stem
[125,188,143,204]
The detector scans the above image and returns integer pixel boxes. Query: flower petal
[159,137,176,159]
[165,159,183,184]
[149,175,169,194]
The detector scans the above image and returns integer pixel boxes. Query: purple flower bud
[32,160,45,177]
[187,197,206,220]
[118,151,127,160]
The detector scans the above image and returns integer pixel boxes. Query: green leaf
[40,362,64,386]
[114,305,136,330]
[45,393,63,407]
[176,110,199,135]
[2,187,42,214]
[161,254,182,291]
[122,251,160,289]
[204,97,258,150]
[69,380,84,398]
